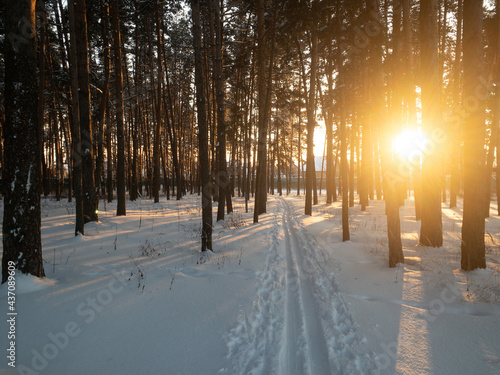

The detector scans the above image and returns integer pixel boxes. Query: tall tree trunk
[461,0,486,270]
[55,0,74,203]
[214,0,228,221]
[37,0,47,198]
[95,0,110,205]
[332,153,338,202]
[420,0,443,247]
[2,0,45,282]
[111,0,126,216]
[305,32,318,216]
[401,0,420,216]
[440,0,449,205]
[402,0,416,124]
[68,0,84,235]
[297,110,302,196]
[277,130,282,196]
[270,133,275,195]
[106,95,113,203]
[449,0,463,209]
[130,0,141,202]
[192,0,212,251]
[153,0,163,203]
[485,0,499,218]
[349,124,356,208]
[367,0,404,266]
[163,62,183,200]
[74,0,97,222]
[325,60,336,204]
[339,82,350,241]
[392,0,406,209]
[253,0,268,222]
[360,65,372,211]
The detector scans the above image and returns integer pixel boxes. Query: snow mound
[0,273,56,296]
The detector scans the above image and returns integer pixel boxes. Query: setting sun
[393,129,427,161]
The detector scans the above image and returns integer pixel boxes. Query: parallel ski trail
[222,201,285,375]
[280,200,332,375]
[280,208,305,374]
[223,197,376,375]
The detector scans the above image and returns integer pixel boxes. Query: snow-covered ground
[1,193,499,375]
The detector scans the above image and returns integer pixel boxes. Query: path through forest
[1,194,499,375]
[224,197,376,374]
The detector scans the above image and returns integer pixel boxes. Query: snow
[8,273,56,296]
[26,164,32,194]
[1,194,499,375]
[11,168,18,193]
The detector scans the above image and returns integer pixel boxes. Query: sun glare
[393,129,427,161]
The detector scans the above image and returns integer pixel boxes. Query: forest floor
[1,193,500,375]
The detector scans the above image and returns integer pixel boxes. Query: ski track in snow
[223,197,377,375]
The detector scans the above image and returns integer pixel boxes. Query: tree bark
[68,0,84,235]
[305,32,318,216]
[74,0,97,222]
[2,0,45,282]
[325,59,336,205]
[360,64,372,211]
[461,0,486,270]
[485,0,500,217]
[449,0,462,209]
[420,0,443,247]
[213,0,228,221]
[153,0,163,203]
[95,0,110,205]
[106,95,113,203]
[111,0,126,216]
[349,123,356,208]
[339,82,350,241]
[37,0,47,198]
[253,0,268,222]
[192,0,213,251]
[367,0,404,266]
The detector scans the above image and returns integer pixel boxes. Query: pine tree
[192,0,213,251]
[68,0,85,235]
[420,0,443,247]
[214,0,228,222]
[2,0,45,282]
[111,0,126,216]
[461,0,486,270]
[74,0,98,222]
[253,0,268,222]
[366,0,404,266]
[305,31,318,216]
[449,0,463,209]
